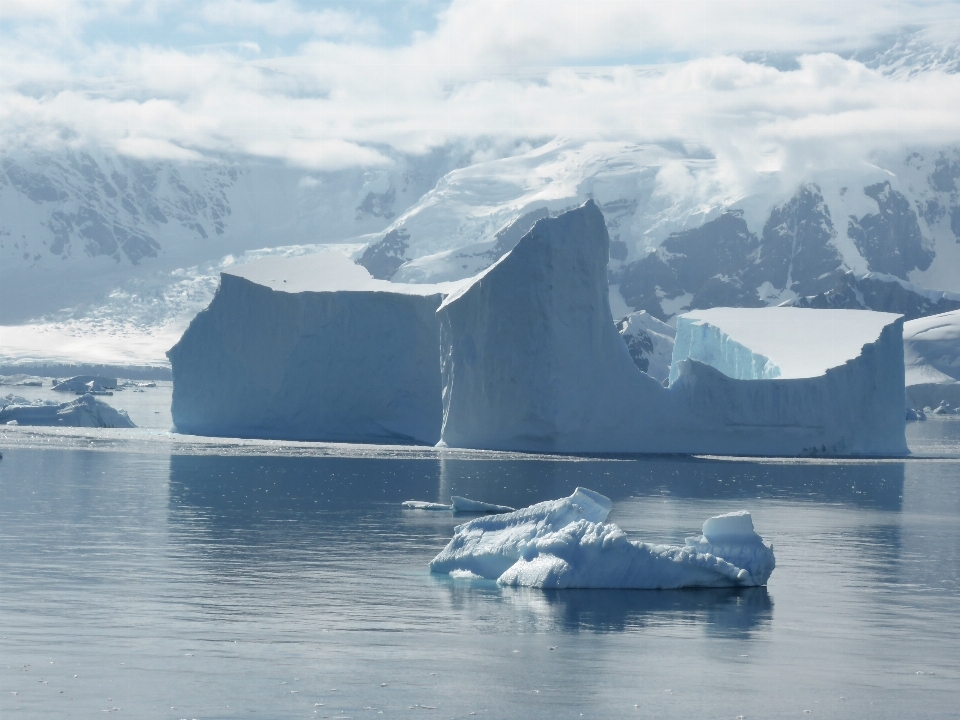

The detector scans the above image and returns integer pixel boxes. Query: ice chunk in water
[429,488,612,579]
[402,501,452,511]
[701,511,761,543]
[450,497,514,513]
[430,491,774,589]
[402,496,515,513]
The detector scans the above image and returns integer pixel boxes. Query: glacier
[438,201,908,455]
[903,309,960,414]
[430,489,775,590]
[166,250,466,443]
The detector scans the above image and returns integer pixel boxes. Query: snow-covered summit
[356,140,960,311]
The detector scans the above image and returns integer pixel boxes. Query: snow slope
[903,309,960,413]
[430,489,775,589]
[4,141,958,369]
[1,148,463,324]
[358,140,960,307]
[167,250,466,443]
[437,201,907,455]
[616,310,676,383]
[904,309,960,385]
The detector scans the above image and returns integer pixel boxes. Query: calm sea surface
[1,418,959,719]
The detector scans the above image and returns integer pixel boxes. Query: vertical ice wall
[168,274,446,444]
[437,201,908,456]
[436,200,676,452]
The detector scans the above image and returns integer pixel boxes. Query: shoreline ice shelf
[169,202,908,456]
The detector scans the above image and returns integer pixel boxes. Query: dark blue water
[2,421,959,719]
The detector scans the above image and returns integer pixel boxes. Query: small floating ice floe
[429,488,775,589]
[402,496,515,513]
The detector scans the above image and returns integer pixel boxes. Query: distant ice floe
[430,488,775,590]
[0,393,136,428]
[402,496,515,513]
[0,374,44,387]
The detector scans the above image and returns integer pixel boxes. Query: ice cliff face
[436,200,676,453]
[167,254,461,443]
[437,202,908,456]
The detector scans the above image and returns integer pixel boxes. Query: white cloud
[1,0,959,178]
[200,0,379,39]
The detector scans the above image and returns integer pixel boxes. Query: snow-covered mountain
[2,138,960,368]
[0,147,466,323]
[356,140,960,321]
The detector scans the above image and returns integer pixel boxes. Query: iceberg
[169,201,908,456]
[670,307,903,383]
[903,309,960,415]
[430,489,775,590]
[52,375,118,395]
[437,201,908,456]
[167,251,467,443]
[451,497,515,513]
[402,500,453,511]
[401,497,516,513]
[0,393,135,428]
[429,488,612,579]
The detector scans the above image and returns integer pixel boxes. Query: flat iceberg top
[224,250,469,296]
[680,307,901,378]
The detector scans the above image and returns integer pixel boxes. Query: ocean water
[1,420,959,719]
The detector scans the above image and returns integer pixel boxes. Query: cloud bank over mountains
[3,0,960,192]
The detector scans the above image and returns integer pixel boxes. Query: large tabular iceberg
[169,201,908,455]
[430,488,775,589]
[167,251,465,443]
[437,201,907,455]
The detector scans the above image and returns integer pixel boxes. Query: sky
[2,0,960,178]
